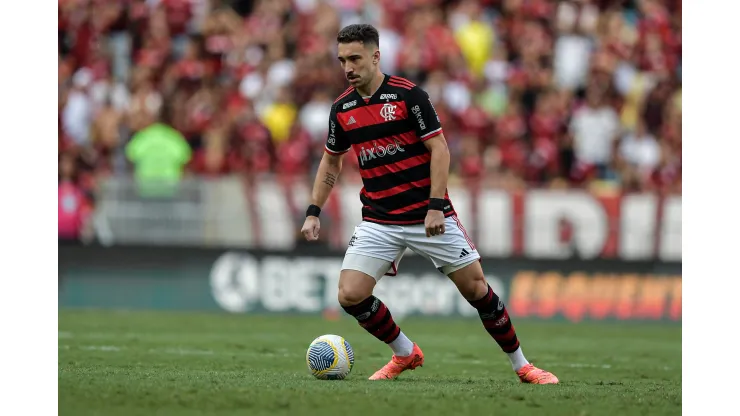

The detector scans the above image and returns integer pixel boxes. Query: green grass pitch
[58,309,681,416]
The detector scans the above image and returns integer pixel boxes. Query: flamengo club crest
[380,103,397,121]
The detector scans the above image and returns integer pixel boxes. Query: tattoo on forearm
[323,173,337,188]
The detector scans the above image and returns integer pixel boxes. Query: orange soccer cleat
[516,363,559,384]
[368,343,424,380]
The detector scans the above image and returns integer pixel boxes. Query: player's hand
[301,216,321,241]
[425,210,445,237]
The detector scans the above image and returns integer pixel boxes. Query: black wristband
[428,198,446,211]
[306,204,321,218]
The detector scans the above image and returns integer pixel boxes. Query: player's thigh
[404,215,481,275]
[339,222,405,304]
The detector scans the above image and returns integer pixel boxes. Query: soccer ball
[306,334,354,380]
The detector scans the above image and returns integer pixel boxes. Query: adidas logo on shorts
[459,248,470,258]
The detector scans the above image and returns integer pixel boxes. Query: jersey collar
[352,73,389,105]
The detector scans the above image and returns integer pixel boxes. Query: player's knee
[460,274,488,301]
[449,265,488,301]
[337,271,375,307]
[338,284,372,307]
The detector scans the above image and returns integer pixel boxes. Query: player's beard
[354,73,375,92]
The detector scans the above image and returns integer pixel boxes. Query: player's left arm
[424,134,450,200]
[423,132,451,237]
[407,86,449,236]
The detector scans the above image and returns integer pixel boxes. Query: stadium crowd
[58,0,682,233]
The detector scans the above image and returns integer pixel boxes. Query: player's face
[337,41,379,89]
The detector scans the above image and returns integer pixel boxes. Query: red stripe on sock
[470,287,494,309]
[372,319,397,338]
[488,328,517,341]
[361,303,388,328]
[382,326,401,343]
[482,310,511,329]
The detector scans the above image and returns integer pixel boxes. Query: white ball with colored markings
[306,334,354,380]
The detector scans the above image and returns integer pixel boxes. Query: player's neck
[356,71,385,98]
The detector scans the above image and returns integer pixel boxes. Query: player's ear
[373,50,380,65]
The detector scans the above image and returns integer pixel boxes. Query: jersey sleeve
[325,105,351,155]
[406,87,443,141]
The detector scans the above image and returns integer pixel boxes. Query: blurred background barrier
[89,175,680,260]
[59,244,680,322]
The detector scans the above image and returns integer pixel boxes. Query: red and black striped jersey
[325,74,455,225]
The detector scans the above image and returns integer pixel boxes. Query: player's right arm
[301,106,351,241]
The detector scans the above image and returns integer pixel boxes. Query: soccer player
[300,24,558,384]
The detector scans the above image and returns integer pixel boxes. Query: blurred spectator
[125,114,192,195]
[57,0,681,194]
[619,119,661,174]
[90,96,125,175]
[553,0,599,91]
[453,0,495,80]
[377,15,402,75]
[59,153,93,241]
[261,87,299,145]
[62,69,94,147]
[569,85,621,180]
[233,101,276,175]
[299,89,333,144]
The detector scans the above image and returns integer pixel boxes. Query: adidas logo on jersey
[347,116,356,125]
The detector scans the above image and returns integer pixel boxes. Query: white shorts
[341,215,481,280]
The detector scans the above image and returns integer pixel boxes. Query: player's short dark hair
[336,24,379,48]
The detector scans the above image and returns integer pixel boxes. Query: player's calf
[448,262,529,371]
[449,265,559,383]
[338,270,415,358]
[341,293,423,380]
[468,284,522,356]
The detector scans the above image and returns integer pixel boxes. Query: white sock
[507,346,529,371]
[388,331,414,356]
